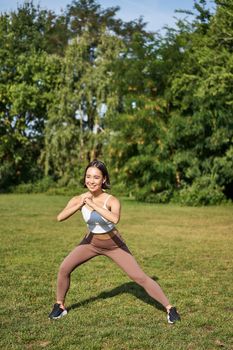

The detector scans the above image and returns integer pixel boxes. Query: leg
[56,243,97,304]
[105,248,170,309]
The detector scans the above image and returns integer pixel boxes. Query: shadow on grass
[67,276,165,313]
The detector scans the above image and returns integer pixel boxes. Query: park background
[0,1,233,349]
[0,0,233,205]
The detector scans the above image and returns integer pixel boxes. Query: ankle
[166,304,173,312]
[57,301,65,309]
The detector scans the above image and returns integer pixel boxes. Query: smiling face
[85,166,106,193]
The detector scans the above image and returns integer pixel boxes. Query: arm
[84,196,121,224]
[57,193,91,222]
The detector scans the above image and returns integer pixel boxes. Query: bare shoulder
[109,194,121,207]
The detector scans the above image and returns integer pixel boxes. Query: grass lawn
[0,194,232,350]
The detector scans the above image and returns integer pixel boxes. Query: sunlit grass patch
[0,194,232,350]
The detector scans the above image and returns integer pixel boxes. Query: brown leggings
[56,231,170,308]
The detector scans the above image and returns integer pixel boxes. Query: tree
[106,0,233,204]
[104,10,192,200]
[0,2,63,190]
[66,0,122,37]
[163,0,233,203]
[42,29,124,181]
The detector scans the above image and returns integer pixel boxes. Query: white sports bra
[81,195,115,234]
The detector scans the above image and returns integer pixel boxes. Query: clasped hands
[82,194,95,209]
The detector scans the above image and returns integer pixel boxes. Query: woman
[49,159,180,324]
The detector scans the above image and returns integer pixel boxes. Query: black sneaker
[167,307,181,324]
[49,303,67,320]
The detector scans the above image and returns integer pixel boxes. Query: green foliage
[164,3,233,204]
[1,0,233,205]
[66,0,122,37]
[135,187,173,204]
[0,50,62,189]
[173,176,226,206]
[10,176,85,196]
[10,176,56,193]
[42,29,124,180]
[0,2,63,190]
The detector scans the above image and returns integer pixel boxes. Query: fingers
[85,198,92,204]
[81,193,92,203]
[83,197,92,204]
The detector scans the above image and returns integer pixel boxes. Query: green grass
[0,194,232,350]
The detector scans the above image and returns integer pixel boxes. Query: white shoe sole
[167,318,175,324]
[167,315,180,324]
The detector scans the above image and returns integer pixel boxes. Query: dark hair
[83,159,110,189]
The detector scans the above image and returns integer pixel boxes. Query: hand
[84,197,95,208]
[81,193,93,206]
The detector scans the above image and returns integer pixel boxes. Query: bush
[10,177,56,194]
[46,185,83,196]
[10,176,84,196]
[11,183,34,194]
[172,176,226,206]
[135,186,173,203]
[0,162,17,191]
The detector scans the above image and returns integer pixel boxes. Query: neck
[90,189,104,198]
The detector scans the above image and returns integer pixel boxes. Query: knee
[130,273,148,286]
[58,262,70,277]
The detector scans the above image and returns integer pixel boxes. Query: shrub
[135,186,173,203]
[10,177,56,194]
[172,176,226,206]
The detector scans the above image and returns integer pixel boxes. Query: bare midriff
[91,228,118,240]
